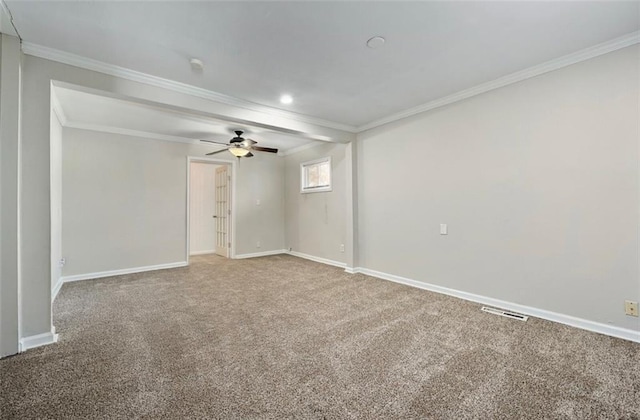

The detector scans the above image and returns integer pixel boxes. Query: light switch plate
[440,224,448,235]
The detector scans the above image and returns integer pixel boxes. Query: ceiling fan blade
[251,146,278,154]
[245,152,254,158]
[200,139,229,146]
[206,148,229,156]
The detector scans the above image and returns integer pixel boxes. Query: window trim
[300,156,332,194]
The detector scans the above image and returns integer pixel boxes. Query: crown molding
[21,42,358,134]
[279,140,324,157]
[0,0,19,37]
[23,31,639,137]
[62,121,311,155]
[63,121,202,145]
[357,31,640,132]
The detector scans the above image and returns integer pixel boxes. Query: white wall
[235,153,286,256]
[189,162,219,255]
[61,127,285,276]
[357,45,640,332]
[12,38,638,350]
[62,128,187,275]
[50,107,63,295]
[285,142,347,264]
[19,53,316,341]
[0,34,21,356]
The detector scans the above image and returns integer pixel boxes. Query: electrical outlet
[59,258,66,267]
[340,244,345,253]
[256,241,261,248]
[624,300,638,317]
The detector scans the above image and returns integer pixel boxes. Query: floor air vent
[481,306,528,321]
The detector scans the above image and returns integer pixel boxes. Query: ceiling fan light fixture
[202,130,277,158]
[229,146,250,157]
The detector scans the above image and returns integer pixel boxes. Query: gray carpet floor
[1,254,639,419]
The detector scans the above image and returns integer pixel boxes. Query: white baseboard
[190,250,216,256]
[288,250,346,269]
[234,249,287,259]
[52,278,64,302]
[19,328,58,352]
[61,261,188,283]
[352,267,640,343]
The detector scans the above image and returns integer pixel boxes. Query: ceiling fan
[200,131,278,158]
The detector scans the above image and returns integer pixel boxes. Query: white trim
[234,249,287,259]
[300,156,332,194]
[50,80,350,144]
[50,89,67,126]
[351,267,640,343]
[186,157,237,262]
[65,121,199,145]
[0,0,19,37]
[357,31,640,132]
[19,328,58,353]
[280,141,323,157]
[49,84,64,333]
[51,278,63,302]
[189,250,216,256]
[61,261,187,283]
[16,35,23,353]
[61,119,331,156]
[19,33,639,136]
[288,251,346,269]
[21,42,357,133]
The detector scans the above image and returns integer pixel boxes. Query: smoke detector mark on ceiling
[366,36,385,49]
[190,58,204,72]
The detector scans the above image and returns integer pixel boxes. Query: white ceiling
[8,1,640,128]
[53,86,319,153]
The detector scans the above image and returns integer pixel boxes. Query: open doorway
[187,157,235,262]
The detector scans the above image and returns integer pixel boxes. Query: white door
[189,163,217,255]
[215,166,230,257]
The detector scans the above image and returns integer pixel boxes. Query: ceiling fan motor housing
[230,130,245,144]
[201,130,277,158]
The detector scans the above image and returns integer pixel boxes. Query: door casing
[186,156,236,263]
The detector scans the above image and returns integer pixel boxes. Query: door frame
[186,156,237,263]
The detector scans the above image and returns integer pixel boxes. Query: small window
[301,157,332,193]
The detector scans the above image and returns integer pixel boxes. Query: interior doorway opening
[187,157,235,262]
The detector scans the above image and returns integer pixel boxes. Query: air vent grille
[481,306,528,321]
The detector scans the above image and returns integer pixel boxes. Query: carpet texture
[1,254,639,419]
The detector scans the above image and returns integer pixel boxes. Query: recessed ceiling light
[366,36,385,49]
[280,94,293,104]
